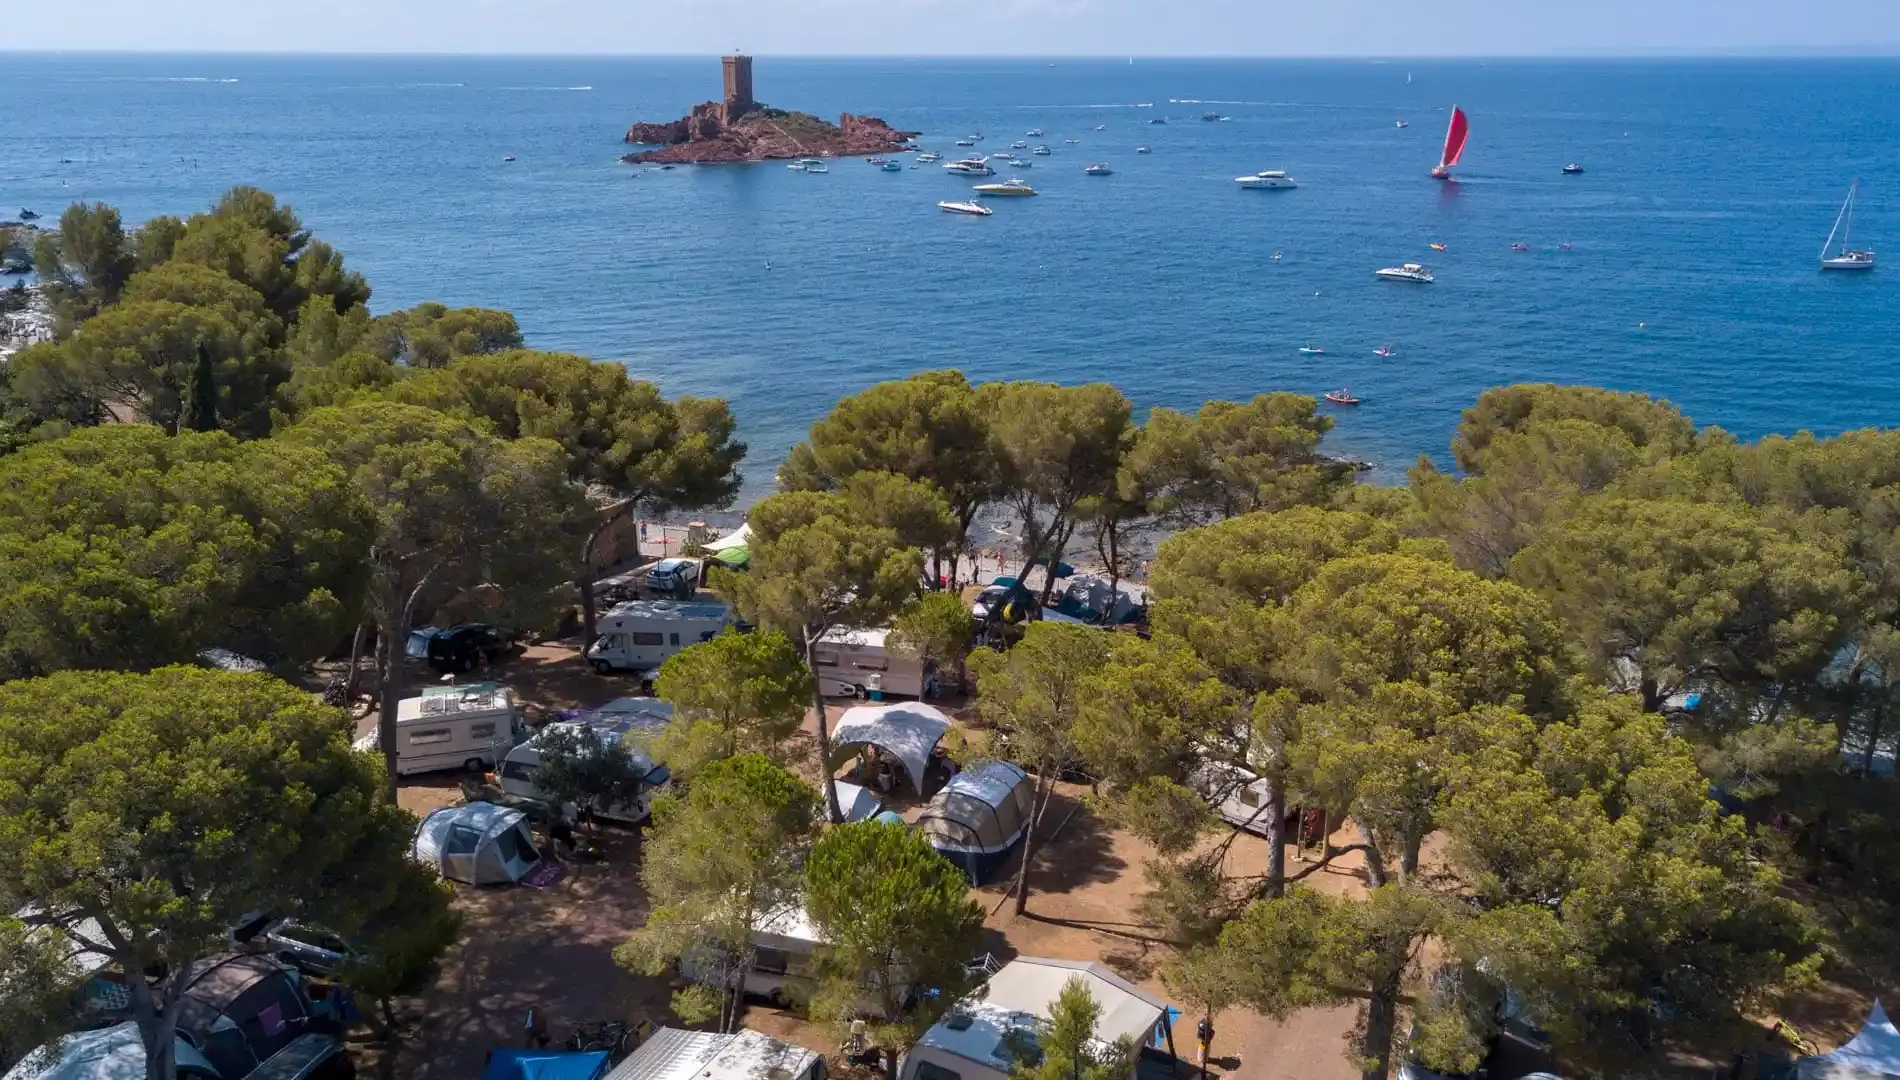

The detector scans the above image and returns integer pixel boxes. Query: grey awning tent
[413,802,541,885]
[917,760,1036,884]
[1799,1001,1900,1079]
[829,702,951,794]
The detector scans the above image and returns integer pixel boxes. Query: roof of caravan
[817,626,893,648]
[916,957,1168,1071]
[399,682,512,721]
[604,1027,818,1080]
[601,600,730,622]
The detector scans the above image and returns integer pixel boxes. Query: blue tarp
[478,1049,610,1080]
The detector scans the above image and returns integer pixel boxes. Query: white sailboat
[1821,181,1875,271]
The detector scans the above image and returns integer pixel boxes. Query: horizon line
[5,46,1900,60]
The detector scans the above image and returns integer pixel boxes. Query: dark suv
[406,623,510,673]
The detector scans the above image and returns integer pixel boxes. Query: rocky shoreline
[621,103,916,165]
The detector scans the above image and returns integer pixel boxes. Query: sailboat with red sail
[1431,106,1468,179]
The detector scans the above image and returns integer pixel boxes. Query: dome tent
[413,802,541,885]
[917,761,1036,884]
[829,702,951,795]
[1799,1000,1900,1079]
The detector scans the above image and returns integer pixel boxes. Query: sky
[10,0,1900,56]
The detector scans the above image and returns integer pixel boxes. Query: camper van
[585,600,732,674]
[680,899,904,1016]
[496,698,675,824]
[353,683,521,777]
[813,627,926,699]
[1188,759,1278,835]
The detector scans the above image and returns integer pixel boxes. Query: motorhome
[813,626,926,699]
[353,683,520,777]
[496,698,675,824]
[585,600,732,674]
[1187,759,1277,835]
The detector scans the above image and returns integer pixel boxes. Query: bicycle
[566,1019,632,1058]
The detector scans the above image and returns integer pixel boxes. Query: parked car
[645,558,701,598]
[407,623,510,673]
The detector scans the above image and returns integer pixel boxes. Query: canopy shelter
[1799,1001,1900,1079]
[412,802,541,885]
[703,523,751,553]
[707,545,749,570]
[479,1049,610,1080]
[917,761,1036,884]
[829,702,951,795]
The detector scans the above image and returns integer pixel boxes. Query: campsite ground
[350,642,1880,1080]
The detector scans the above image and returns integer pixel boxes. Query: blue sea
[5,54,1899,490]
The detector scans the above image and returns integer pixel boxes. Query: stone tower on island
[721,55,755,122]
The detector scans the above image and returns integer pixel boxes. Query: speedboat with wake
[1324,389,1362,406]
[1236,170,1297,189]
[1375,263,1435,283]
[939,199,992,216]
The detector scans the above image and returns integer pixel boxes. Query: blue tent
[479,1049,610,1080]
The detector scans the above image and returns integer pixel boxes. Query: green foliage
[651,630,813,782]
[804,821,983,1049]
[1074,633,1234,790]
[333,866,462,1026]
[0,916,86,1070]
[975,380,1133,577]
[530,722,652,825]
[1128,393,1347,522]
[1451,383,1698,475]
[890,591,976,671]
[616,754,818,1032]
[1007,976,1137,1080]
[35,202,136,310]
[1110,776,1215,855]
[839,471,960,554]
[0,425,372,679]
[364,302,522,368]
[0,667,427,1076]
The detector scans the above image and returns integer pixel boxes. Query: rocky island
[621,55,917,165]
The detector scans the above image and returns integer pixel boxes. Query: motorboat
[1236,170,1297,189]
[1085,163,1113,175]
[1375,263,1435,283]
[1136,146,1152,154]
[1026,128,1045,137]
[1202,111,1222,121]
[881,160,904,171]
[802,161,829,173]
[867,157,890,164]
[1272,251,1282,262]
[1431,105,1469,179]
[1511,243,1529,252]
[944,159,995,176]
[1149,117,1167,125]
[1323,390,1362,406]
[970,133,984,141]
[1299,346,1325,355]
[1395,120,1409,129]
[939,200,992,216]
[1429,243,1447,252]
[955,139,975,147]
[1065,138,1081,144]
[502,155,516,162]
[1095,124,1107,131]
[1562,163,1584,175]
[1032,145,1052,155]
[17,209,39,221]
[1374,345,1395,358]
[974,179,1037,195]
[1821,181,1876,270]
[916,151,942,162]
[1011,140,1029,149]
[1006,158,1031,168]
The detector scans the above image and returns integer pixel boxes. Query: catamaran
[1431,106,1469,179]
[1821,181,1876,271]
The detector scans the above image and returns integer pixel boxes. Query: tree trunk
[1262,778,1286,899]
[377,623,404,802]
[1863,698,1888,774]
[808,639,843,824]
[344,615,369,701]
[578,512,622,652]
[1013,772,1055,916]
[1359,982,1400,1080]
[1358,822,1388,889]
[128,967,183,1080]
[1398,834,1422,884]
[1639,675,1663,713]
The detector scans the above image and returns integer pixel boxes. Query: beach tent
[703,523,751,553]
[412,802,541,885]
[1798,1001,1900,1079]
[917,761,1036,884]
[829,702,952,794]
[479,1049,610,1080]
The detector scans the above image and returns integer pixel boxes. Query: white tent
[703,523,751,553]
[1799,1001,1900,1079]
[834,780,884,823]
[830,702,951,794]
[413,802,541,885]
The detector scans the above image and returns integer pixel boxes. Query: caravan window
[698,630,718,643]
[669,633,680,646]
[753,947,791,975]
[469,722,497,739]
[812,650,840,667]
[409,728,452,746]
[914,1064,963,1080]
[630,632,665,647]
[853,656,889,672]
[1238,787,1262,808]
[501,759,537,783]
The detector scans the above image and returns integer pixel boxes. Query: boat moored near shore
[1376,263,1435,283]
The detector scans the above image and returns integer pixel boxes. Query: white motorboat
[1026,128,1045,137]
[916,151,942,162]
[1006,158,1031,168]
[880,160,904,172]
[1395,120,1409,129]
[1065,138,1081,144]
[974,179,1037,196]
[787,158,827,172]
[1135,146,1152,154]
[1032,145,1052,155]
[1094,124,1107,130]
[1821,181,1876,270]
[955,139,975,147]
[939,200,993,216]
[944,158,995,176]
[1011,140,1029,149]
[1085,163,1113,175]
[1236,170,1297,189]
[1375,263,1435,283]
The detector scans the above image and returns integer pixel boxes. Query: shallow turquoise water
[5,54,1898,489]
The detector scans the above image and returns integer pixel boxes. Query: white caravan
[1187,759,1277,836]
[585,600,732,674]
[354,682,521,777]
[680,897,905,1017]
[496,698,675,824]
[813,627,926,699]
